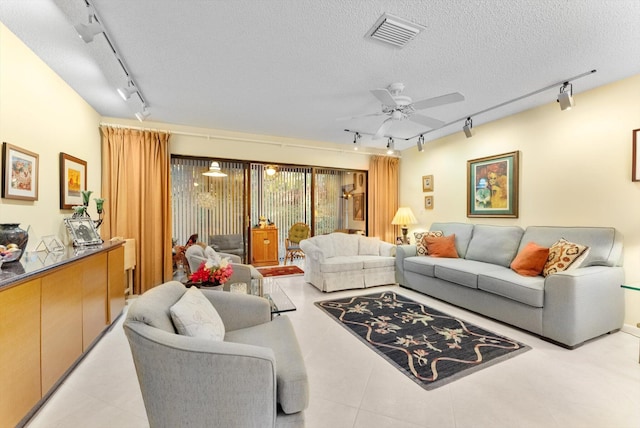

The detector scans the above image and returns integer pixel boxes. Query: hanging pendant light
[202,161,227,177]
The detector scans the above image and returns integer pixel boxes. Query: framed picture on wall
[424,195,434,209]
[422,175,434,192]
[633,129,640,182]
[2,142,39,201]
[59,153,87,209]
[467,151,519,218]
[353,193,364,221]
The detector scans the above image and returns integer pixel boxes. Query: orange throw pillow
[423,234,458,258]
[511,242,549,276]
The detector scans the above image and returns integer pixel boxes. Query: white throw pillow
[170,286,225,341]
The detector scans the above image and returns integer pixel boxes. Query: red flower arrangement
[189,256,233,286]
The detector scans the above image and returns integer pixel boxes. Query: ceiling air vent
[366,13,425,48]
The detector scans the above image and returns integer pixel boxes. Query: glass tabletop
[261,277,296,315]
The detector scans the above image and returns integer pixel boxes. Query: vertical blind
[171,157,363,262]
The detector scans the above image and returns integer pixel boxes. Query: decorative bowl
[1,249,22,263]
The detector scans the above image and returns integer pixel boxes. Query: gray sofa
[124,281,308,427]
[395,222,625,348]
[300,232,396,292]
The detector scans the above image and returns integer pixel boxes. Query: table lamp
[391,207,418,244]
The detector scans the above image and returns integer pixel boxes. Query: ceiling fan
[342,83,465,139]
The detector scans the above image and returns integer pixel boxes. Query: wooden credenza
[0,242,124,428]
[251,227,278,267]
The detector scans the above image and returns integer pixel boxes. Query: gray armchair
[209,233,245,258]
[124,281,308,428]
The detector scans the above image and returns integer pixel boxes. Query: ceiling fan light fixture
[386,137,395,155]
[203,161,227,177]
[352,132,361,150]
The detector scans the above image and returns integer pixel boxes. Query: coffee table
[255,277,297,317]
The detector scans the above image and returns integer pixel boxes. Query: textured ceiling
[1,0,639,151]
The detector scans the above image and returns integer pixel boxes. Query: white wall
[399,74,640,327]
[0,23,103,248]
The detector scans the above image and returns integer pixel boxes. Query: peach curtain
[100,126,172,294]
[367,156,399,243]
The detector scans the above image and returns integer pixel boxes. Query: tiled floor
[26,273,640,428]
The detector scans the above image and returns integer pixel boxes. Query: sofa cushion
[510,242,549,276]
[403,256,436,277]
[478,270,545,307]
[170,286,225,341]
[424,234,459,258]
[414,230,443,256]
[225,316,308,414]
[361,256,395,269]
[433,259,504,289]
[465,225,524,268]
[333,233,359,257]
[359,236,380,255]
[319,257,364,273]
[126,280,186,333]
[543,238,590,277]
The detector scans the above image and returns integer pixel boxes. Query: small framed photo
[2,142,39,201]
[633,129,640,182]
[422,175,434,192]
[64,218,103,247]
[60,153,87,209]
[424,195,434,209]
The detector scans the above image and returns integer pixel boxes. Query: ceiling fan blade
[409,113,445,129]
[370,88,398,107]
[336,112,386,121]
[412,92,465,110]
[373,117,394,140]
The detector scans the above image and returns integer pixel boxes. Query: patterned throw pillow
[543,238,590,277]
[170,286,226,341]
[414,230,444,256]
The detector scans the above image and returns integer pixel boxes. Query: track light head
[353,132,361,150]
[558,82,574,111]
[117,82,137,100]
[416,135,425,152]
[463,117,473,138]
[135,107,150,122]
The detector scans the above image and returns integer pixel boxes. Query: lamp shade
[391,207,418,226]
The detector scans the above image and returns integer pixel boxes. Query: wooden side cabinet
[251,227,279,267]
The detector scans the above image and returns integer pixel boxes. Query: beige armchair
[184,244,262,287]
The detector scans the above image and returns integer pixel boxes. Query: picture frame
[353,193,365,221]
[422,175,434,192]
[424,195,434,210]
[60,153,87,209]
[467,151,519,218]
[64,218,103,247]
[2,142,39,201]
[633,129,640,182]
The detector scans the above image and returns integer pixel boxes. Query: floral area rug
[257,265,304,277]
[315,291,530,390]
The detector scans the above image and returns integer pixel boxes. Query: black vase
[0,223,29,262]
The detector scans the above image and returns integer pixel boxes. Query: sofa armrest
[300,239,324,263]
[219,252,242,263]
[201,290,271,331]
[124,322,278,428]
[379,241,396,257]
[542,266,625,347]
[395,244,417,285]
